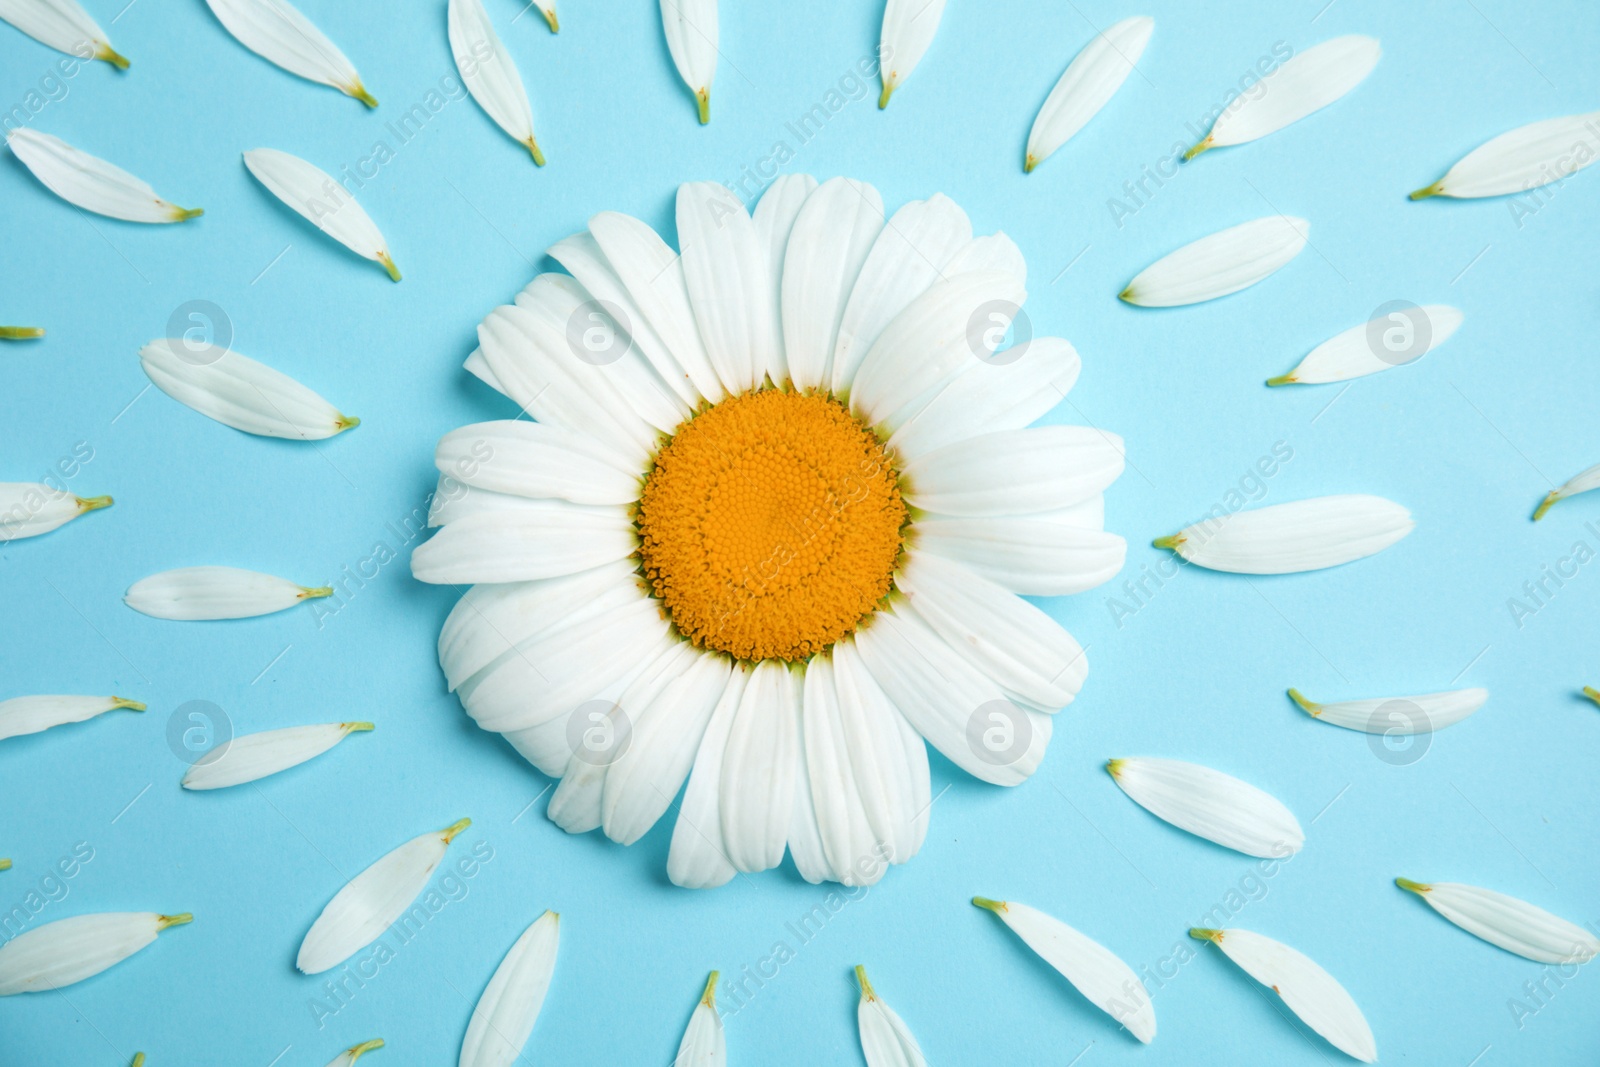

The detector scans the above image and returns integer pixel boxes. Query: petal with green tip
[877,0,947,109]
[0,695,145,743]
[1189,36,1379,159]
[1271,305,1463,386]
[0,912,190,995]
[1288,686,1485,735]
[0,483,112,543]
[1532,461,1600,520]
[182,722,374,790]
[1107,756,1303,858]
[1153,494,1412,574]
[856,965,929,1066]
[6,129,201,224]
[0,0,124,67]
[203,0,375,107]
[243,148,398,281]
[323,1038,383,1067]
[1025,17,1153,173]
[673,970,726,1065]
[1120,215,1307,308]
[1397,880,1600,964]
[660,0,717,124]
[1411,111,1600,199]
[125,566,333,621]
[139,338,357,440]
[461,911,559,1067]
[449,0,547,167]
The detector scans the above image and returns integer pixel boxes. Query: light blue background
[4,0,1599,1063]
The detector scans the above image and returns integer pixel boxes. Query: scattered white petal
[1154,494,1413,574]
[973,898,1154,1043]
[529,0,556,32]
[0,911,191,995]
[139,338,358,440]
[1025,16,1153,172]
[322,1039,384,1067]
[1534,461,1600,520]
[1108,757,1303,858]
[1187,36,1381,160]
[1397,879,1600,964]
[1412,111,1600,200]
[1289,687,1486,735]
[449,0,544,164]
[855,965,929,1065]
[182,722,372,790]
[1269,305,1463,385]
[0,0,126,66]
[1120,215,1307,307]
[298,819,470,974]
[660,0,716,122]
[204,0,374,106]
[0,694,144,742]
[7,129,201,223]
[674,971,726,1065]
[1191,927,1376,1062]
[0,483,111,542]
[877,0,947,108]
[124,565,333,621]
[461,911,559,1067]
[243,148,399,279]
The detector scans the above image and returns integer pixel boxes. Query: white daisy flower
[1024,16,1153,173]
[674,971,725,1065]
[1153,494,1413,574]
[659,0,716,123]
[1396,879,1600,964]
[125,565,333,620]
[203,0,375,107]
[1533,461,1600,521]
[1288,686,1486,735]
[0,0,127,68]
[7,129,203,223]
[0,482,111,542]
[854,965,929,1065]
[461,911,559,1067]
[412,176,1126,887]
[878,0,948,108]
[181,721,373,790]
[1,325,45,340]
[0,694,144,743]
[0,911,191,995]
[1411,111,1600,200]
[1107,757,1303,858]
[321,1039,384,1067]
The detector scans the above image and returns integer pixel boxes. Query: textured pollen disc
[636,389,907,662]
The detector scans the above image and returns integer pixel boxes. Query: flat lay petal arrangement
[3,2,1599,1064]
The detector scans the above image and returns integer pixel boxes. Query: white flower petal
[1288,686,1486,735]
[530,0,556,31]
[1413,111,1600,200]
[677,181,775,395]
[912,514,1124,596]
[659,0,716,122]
[411,503,636,584]
[297,819,470,974]
[834,638,928,866]
[855,966,930,1065]
[751,172,817,387]
[802,657,881,885]
[449,0,544,164]
[973,899,1154,1043]
[1191,928,1376,1063]
[1156,494,1413,574]
[673,972,726,1066]
[1189,36,1380,159]
[668,669,745,889]
[435,421,641,505]
[204,0,373,106]
[1534,460,1600,520]
[1269,305,1463,385]
[124,565,332,621]
[0,0,125,66]
[139,338,357,440]
[243,148,398,279]
[788,709,837,886]
[877,0,947,107]
[1396,879,1600,964]
[0,694,144,742]
[1120,215,1307,307]
[943,231,1027,286]
[460,910,559,1067]
[1025,16,1153,172]
[0,482,111,542]
[463,346,508,396]
[1108,757,1303,858]
[0,911,191,995]
[8,129,200,223]
[719,660,798,873]
[902,426,1123,516]
[321,1039,384,1067]
[781,177,885,392]
[181,722,371,790]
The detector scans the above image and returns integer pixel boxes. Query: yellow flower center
[636,389,907,662]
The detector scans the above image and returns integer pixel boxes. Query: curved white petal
[1025,16,1153,171]
[1120,215,1307,307]
[243,148,398,279]
[8,129,199,222]
[781,177,885,391]
[139,339,356,440]
[411,503,635,584]
[751,172,817,386]
[668,669,745,889]
[877,0,947,107]
[902,426,1123,516]
[297,819,469,974]
[182,722,371,790]
[788,709,836,886]
[0,694,144,742]
[0,0,124,66]
[673,972,726,1065]
[1397,879,1600,964]
[1191,36,1380,158]
[802,657,881,885]
[1157,494,1413,574]
[0,483,111,542]
[718,660,798,873]
[1289,686,1486,735]
[460,911,559,1067]
[855,966,930,1065]
[912,515,1124,595]
[449,0,543,163]
[435,421,641,505]
[1192,928,1375,1063]
[677,181,775,395]
[834,639,927,866]
[1534,460,1600,520]
[204,0,372,105]
[1271,305,1463,385]
[1413,110,1600,200]
[943,231,1027,287]
[660,0,716,122]
[974,899,1154,1043]
[0,912,190,996]
[124,565,331,621]
[1109,757,1303,858]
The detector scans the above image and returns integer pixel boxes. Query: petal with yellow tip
[0,912,191,995]
[125,566,335,621]
[673,971,726,1065]
[1269,305,1462,386]
[1107,756,1303,858]
[7,129,201,223]
[1287,686,1485,734]
[203,0,374,107]
[0,0,125,67]
[0,694,144,743]
[1024,17,1153,173]
[877,0,947,108]
[855,964,929,1066]
[461,911,559,1067]
[182,722,374,790]
[1410,111,1600,200]
[449,0,546,166]
[242,148,399,281]
[660,0,717,123]
[139,338,358,440]
[1533,461,1600,521]
[0,483,111,543]
[1396,879,1600,964]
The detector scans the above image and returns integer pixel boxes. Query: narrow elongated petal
[1190,928,1375,1062]
[1269,305,1463,385]
[1154,494,1413,574]
[1411,111,1600,200]
[750,172,816,386]
[125,566,332,620]
[1187,36,1380,159]
[0,694,144,742]
[677,181,775,394]
[1108,757,1303,858]
[1289,687,1486,735]
[449,0,544,164]
[855,966,929,1065]
[243,148,398,279]
[140,339,358,439]
[668,671,744,889]
[972,899,1154,1043]
[8,129,200,223]
[323,1039,384,1067]
[878,0,947,107]
[182,722,372,790]
[674,972,726,1065]
[1396,879,1600,964]
[0,912,191,995]
[901,426,1122,516]
[0,0,126,66]
[298,819,470,974]
[461,911,559,1067]
[719,660,797,873]
[1025,17,1153,172]
[530,0,556,32]
[1120,216,1307,307]
[660,0,716,122]
[781,178,884,391]
[411,504,637,584]
[0,482,111,542]
[912,515,1125,596]
[205,0,374,106]
[1533,461,1600,520]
